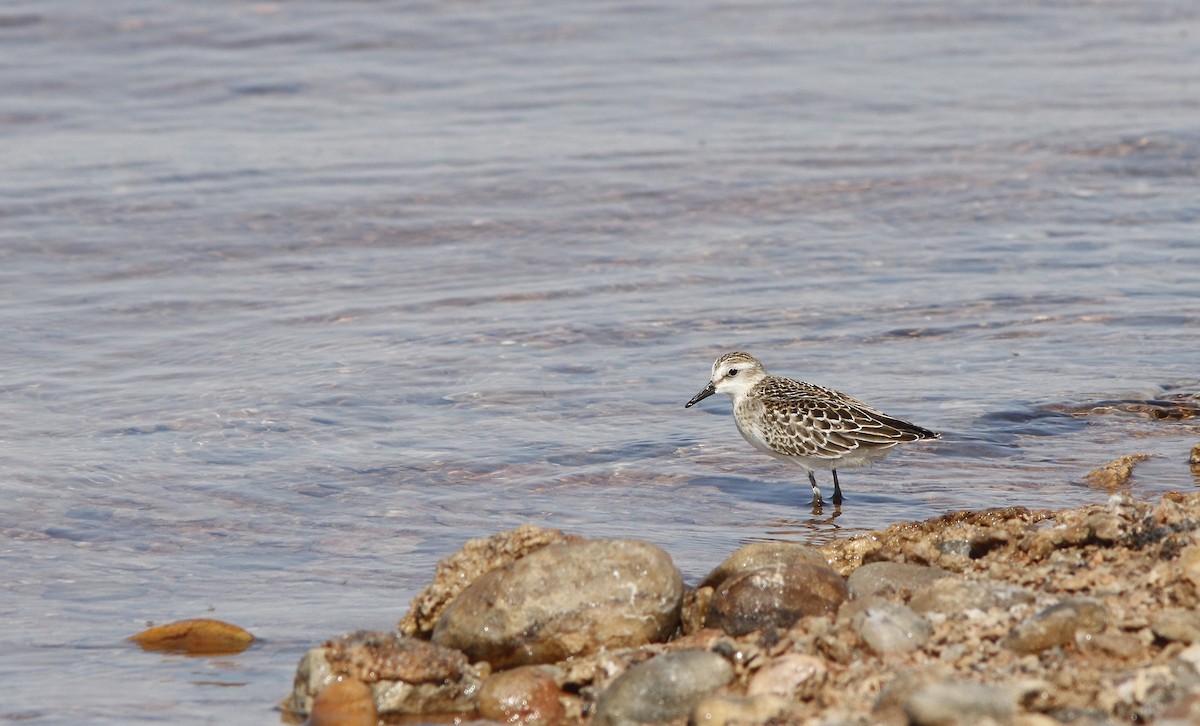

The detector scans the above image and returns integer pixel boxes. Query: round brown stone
[706,563,848,636]
[477,665,567,724]
[309,678,377,726]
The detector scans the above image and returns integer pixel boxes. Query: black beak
[685,382,716,408]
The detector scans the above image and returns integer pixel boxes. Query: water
[2,0,1199,721]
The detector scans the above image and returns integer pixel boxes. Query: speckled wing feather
[746,376,937,461]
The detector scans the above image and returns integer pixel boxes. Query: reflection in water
[758,505,844,546]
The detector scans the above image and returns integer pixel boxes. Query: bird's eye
[727,369,738,377]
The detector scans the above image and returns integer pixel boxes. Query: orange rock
[477,665,567,724]
[129,618,254,655]
[309,678,377,726]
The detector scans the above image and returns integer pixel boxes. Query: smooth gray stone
[592,650,734,726]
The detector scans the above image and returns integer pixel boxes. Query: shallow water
[2,0,1200,722]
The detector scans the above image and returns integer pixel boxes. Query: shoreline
[283,489,1200,725]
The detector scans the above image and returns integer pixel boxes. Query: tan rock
[690,693,790,726]
[398,524,573,637]
[746,653,827,698]
[1151,608,1200,643]
[1178,544,1200,588]
[682,585,714,634]
[432,538,682,668]
[1084,453,1152,489]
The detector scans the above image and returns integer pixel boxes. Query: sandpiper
[685,351,939,504]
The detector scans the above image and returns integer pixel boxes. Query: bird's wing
[752,377,931,460]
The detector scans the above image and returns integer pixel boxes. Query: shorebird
[685,351,939,504]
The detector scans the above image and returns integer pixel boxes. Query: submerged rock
[591,650,733,726]
[706,563,848,636]
[432,538,682,669]
[1085,453,1153,490]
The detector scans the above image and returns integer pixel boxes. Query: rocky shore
[282,488,1200,725]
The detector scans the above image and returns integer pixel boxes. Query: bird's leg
[807,470,822,503]
[831,469,843,504]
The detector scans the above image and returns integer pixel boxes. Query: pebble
[1175,643,1200,673]
[699,541,829,590]
[936,539,974,558]
[477,665,568,724]
[849,598,932,655]
[1152,608,1200,644]
[1159,692,1200,726]
[1106,663,1197,722]
[1082,629,1146,659]
[746,653,827,698]
[590,650,734,726]
[432,538,682,668]
[308,678,378,726]
[1043,707,1120,726]
[909,576,1035,615]
[706,563,848,636]
[1177,544,1200,589]
[846,561,951,601]
[1003,599,1108,654]
[690,694,790,726]
[903,680,1016,726]
[128,618,254,655]
[681,585,715,634]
